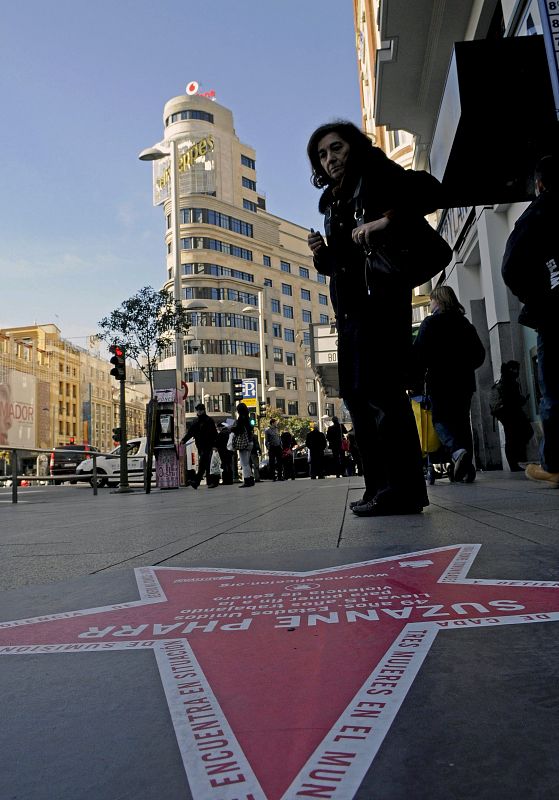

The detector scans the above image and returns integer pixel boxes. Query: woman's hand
[352,216,391,249]
[308,229,326,256]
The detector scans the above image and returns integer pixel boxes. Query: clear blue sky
[0,0,361,342]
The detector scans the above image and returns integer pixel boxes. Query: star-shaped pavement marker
[2,544,559,799]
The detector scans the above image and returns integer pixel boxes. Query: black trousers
[194,448,212,486]
[268,445,283,479]
[345,387,428,508]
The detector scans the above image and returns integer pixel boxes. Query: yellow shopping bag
[411,398,441,456]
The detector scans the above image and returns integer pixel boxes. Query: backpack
[489,380,505,420]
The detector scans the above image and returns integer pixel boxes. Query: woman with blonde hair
[413,285,485,482]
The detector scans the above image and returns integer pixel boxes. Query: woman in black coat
[413,286,486,481]
[306,120,446,516]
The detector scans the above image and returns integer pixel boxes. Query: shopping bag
[411,398,441,456]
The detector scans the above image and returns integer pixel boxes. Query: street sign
[242,378,258,407]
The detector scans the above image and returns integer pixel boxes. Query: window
[286,376,297,391]
[299,266,310,279]
[264,278,273,287]
[286,352,296,366]
[307,401,317,416]
[306,378,316,392]
[287,401,299,416]
[275,398,286,413]
[272,323,282,338]
[280,261,291,273]
[317,273,327,284]
[243,199,258,212]
[302,309,312,323]
[303,331,311,346]
[183,263,254,283]
[273,347,283,362]
[319,293,328,305]
[284,329,295,342]
[166,109,214,125]
[242,176,257,191]
[301,288,311,301]
[263,255,271,266]
[181,237,253,262]
[241,154,256,169]
[281,283,292,296]
[181,208,253,238]
[319,313,329,324]
[283,305,294,319]
[275,373,285,388]
[271,299,280,313]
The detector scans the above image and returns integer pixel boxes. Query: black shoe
[189,480,198,490]
[349,494,372,510]
[453,450,472,482]
[352,499,423,517]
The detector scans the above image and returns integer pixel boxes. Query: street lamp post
[138,140,183,401]
[185,300,208,407]
[242,288,265,405]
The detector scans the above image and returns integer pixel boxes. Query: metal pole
[258,290,266,405]
[317,379,323,432]
[11,449,17,504]
[170,139,184,430]
[116,379,133,493]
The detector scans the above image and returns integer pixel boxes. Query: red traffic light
[109,344,126,381]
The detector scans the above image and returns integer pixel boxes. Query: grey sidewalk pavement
[1,472,559,799]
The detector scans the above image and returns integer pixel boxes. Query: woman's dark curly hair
[307,120,376,189]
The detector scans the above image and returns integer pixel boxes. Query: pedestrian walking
[325,416,346,477]
[181,403,217,489]
[264,418,283,481]
[305,425,327,479]
[413,286,485,482]
[502,155,559,487]
[307,120,449,515]
[280,430,296,480]
[232,403,255,488]
[250,433,262,482]
[490,361,533,471]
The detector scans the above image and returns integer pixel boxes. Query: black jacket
[413,311,485,399]
[313,151,445,396]
[501,190,559,329]
[182,413,217,450]
[306,429,327,452]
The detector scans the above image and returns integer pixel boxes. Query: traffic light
[259,400,267,416]
[249,411,257,428]
[109,344,126,381]
[112,427,121,443]
[231,378,243,402]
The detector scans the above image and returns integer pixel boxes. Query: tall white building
[145,90,337,423]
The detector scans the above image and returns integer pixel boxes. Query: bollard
[92,453,98,497]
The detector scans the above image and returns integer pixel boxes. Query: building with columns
[145,90,337,425]
[354,0,558,470]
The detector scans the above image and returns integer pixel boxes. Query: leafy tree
[258,405,313,444]
[97,286,191,397]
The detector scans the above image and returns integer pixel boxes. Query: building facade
[0,325,148,453]
[356,0,557,470]
[147,91,336,426]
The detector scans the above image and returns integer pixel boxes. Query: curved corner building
[150,91,333,421]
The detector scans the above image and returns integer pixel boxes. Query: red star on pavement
[2,544,559,800]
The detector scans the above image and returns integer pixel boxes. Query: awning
[431,36,558,208]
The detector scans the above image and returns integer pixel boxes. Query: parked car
[75,437,197,488]
[75,438,150,488]
[49,444,99,485]
[259,445,335,479]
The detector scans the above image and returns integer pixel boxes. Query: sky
[0,0,361,344]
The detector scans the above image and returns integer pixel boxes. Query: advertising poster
[0,369,36,448]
